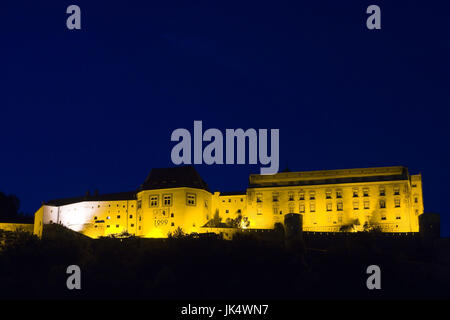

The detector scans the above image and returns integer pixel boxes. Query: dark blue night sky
[2,1,449,235]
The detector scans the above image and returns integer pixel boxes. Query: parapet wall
[0,223,34,233]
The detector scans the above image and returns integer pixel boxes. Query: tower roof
[141,165,210,192]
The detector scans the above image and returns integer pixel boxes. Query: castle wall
[246,179,422,233]
[211,193,247,226]
[0,223,34,234]
[35,166,424,238]
[136,187,212,238]
[42,200,137,238]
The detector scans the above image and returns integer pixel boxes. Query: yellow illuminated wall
[36,166,424,238]
[0,223,34,234]
[33,205,44,238]
[211,192,247,226]
[246,167,424,233]
[136,187,212,237]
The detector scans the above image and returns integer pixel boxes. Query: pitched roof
[45,191,136,207]
[141,165,210,192]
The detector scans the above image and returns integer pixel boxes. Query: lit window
[299,204,305,213]
[257,208,262,215]
[299,191,305,201]
[107,216,110,220]
[186,193,196,206]
[289,206,294,213]
[273,206,279,215]
[256,193,263,203]
[338,214,343,223]
[288,192,294,201]
[326,202,332,212]
[272,193,279,202]
[364,201,370,209]
[310,203,316,212]
[337,201,343,211]
[162,194,172,206]
[353,201,359,210]
[395,198,401,208]
[379,199,386,209]
[149,195,159,207]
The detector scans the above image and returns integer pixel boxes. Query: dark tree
[0,192,20,220]
[0,191,32,223]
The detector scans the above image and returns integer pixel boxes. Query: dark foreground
[1,225,450,300]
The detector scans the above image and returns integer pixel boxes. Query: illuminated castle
[32,166,424,238]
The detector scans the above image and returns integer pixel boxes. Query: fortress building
[32,165,424,238]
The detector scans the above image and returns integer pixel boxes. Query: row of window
[94,214,136,220]
[256,186,402,203]
[221,198,244,203]
[139,193,199,208]
[294,198,400,213]
[150,194,174,207]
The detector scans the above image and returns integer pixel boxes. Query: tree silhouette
[0,192,20,220]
